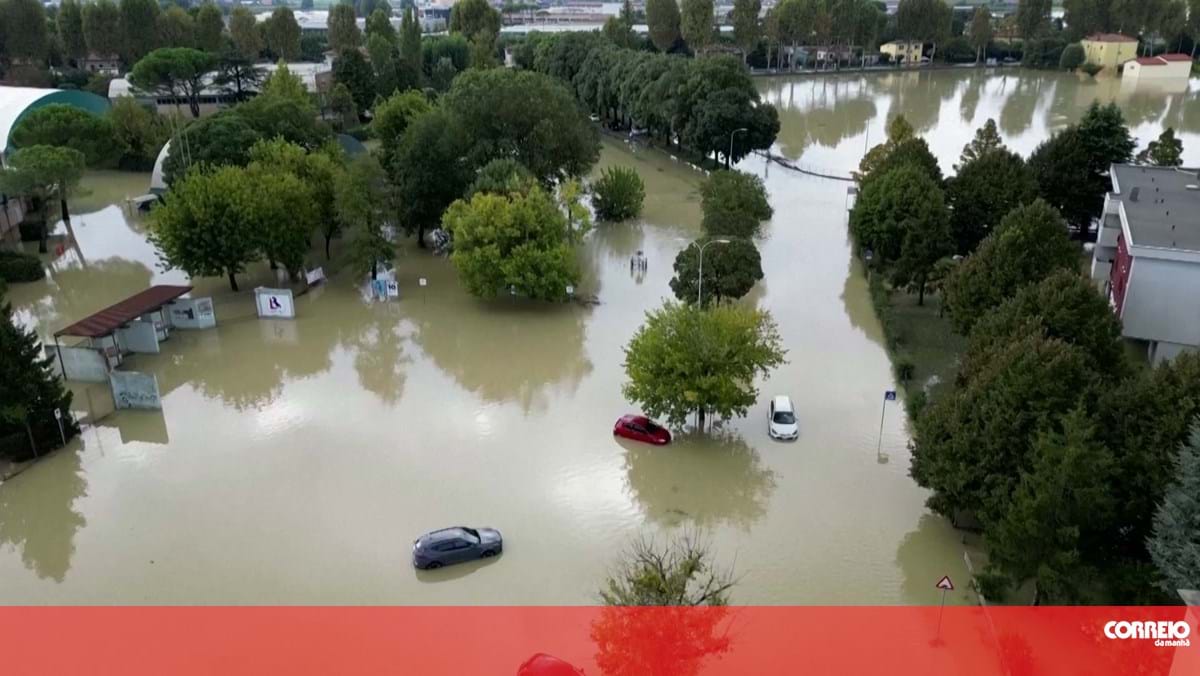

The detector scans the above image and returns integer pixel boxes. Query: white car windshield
[773,411,796,425]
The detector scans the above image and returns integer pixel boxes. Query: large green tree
[943,200,1079,334]
[0,145,86,253]
[328,2,362,53]
[333,49,378,114]
[150,165,264,291]
[129,47,218,118]
[850,164,948,263]
[366,8,397,43]
[336,156,394,280]
[967,6,992,63]
[1147,421,1200,594]
[387,109,473,246]
[1015,0,1052,39]
[1137,128,1184,167]
[670,237,764,306]
[731,0,762,64]
[229,6,263,60]
[699,170,773,238]
[119,0,162,62]
[0,301,77,462]
[372,89,432,164]
[82,0,122,60]
[1027,128,1097,233]
[646,0,682,52]
[161,112,262,186]
[622,302,786,428]
[108,96,171,171]
[449,0,501,37]
[945,148,1038,254]
[591,165,645,221]
[10,104,122,167]
[399,6,423,79]
[157,6,195,49]
[57,0,87,66]
[441,186,580,301]
[680,0,715,53]
[264,6,302,61]
[3,0,49,65]
[194,2,225,53]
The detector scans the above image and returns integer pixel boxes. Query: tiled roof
[55,285,193,338]
[1085,33,1136,43]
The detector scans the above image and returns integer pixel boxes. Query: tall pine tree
[0,301,77,461]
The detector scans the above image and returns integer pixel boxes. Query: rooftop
[56,285,193,338]
[1134,54,1193,66]
[1085,32,1136,43]
[1111,165,1200,252]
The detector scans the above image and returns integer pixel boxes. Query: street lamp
[696,238,731,306]
[729,127,748,168]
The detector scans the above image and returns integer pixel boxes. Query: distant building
[80,53,121,75]
[255,9,446,35]
[108,61,333,117]
[1091,164,1200,364]
[1081,33,1137,71]
[880,40,923,64]
[1123,54,1193,85]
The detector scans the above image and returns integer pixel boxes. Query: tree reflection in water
[0,448,87,582]
[621,430,776,530]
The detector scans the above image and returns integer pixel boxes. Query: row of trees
[850,103,1196,600]
[522,32,779,168]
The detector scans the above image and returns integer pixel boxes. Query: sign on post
[418,278,427,287]
[53,408,61,420]
[254,287,295,319]
[935,576,953,591]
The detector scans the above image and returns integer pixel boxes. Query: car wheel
[425,561,443,569]
[481,550,497,558]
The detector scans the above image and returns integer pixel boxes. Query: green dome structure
[0,86,112,160]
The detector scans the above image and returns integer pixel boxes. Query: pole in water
[933,574,953,646]
[877,390,896,458]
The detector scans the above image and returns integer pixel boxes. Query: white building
[1091,164,1200,363]
[108,61,333,117]
[1123,54,1193,85]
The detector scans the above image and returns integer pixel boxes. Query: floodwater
[2,69,1195,605]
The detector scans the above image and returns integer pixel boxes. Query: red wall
[1110,234,1133,316]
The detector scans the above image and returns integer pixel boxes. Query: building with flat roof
[1091,164,1200,363]
[1123,53,1193,85]
[1081,33,1138,70]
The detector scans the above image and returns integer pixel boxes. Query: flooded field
[2,69,1196,604]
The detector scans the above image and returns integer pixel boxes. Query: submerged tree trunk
[38,200,49,253]
[325,233,333,260]
[417,223,427,248]
[917,278,926,306]
[371,261,379,280]
[227,271,239,292]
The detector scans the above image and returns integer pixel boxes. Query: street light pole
[728,127,748,168]
[696,238,732,306]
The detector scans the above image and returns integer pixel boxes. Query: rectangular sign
[168,298,216,330]
[255,287,295,319]
[110,370,162,410]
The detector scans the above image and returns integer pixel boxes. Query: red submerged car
[517,653,586,676]
[613,414,671,445]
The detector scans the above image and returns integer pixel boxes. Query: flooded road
[2,69,1196,604]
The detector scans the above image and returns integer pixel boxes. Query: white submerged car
[768,395,799,440]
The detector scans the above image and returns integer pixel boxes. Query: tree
[603,16,636,49]
[399,6,422,77]
[983,408,1116,603]
[130,47,218,118]
[366,8,397,44]
[82,0,122,60]
[0,301,77,462]
[119,0,162,62]
[946,148,1038,254]
[670,237,763,306]
[967,6,992,63]
[600,533,735,606]
[894,205,953,305]
[440,68,600,183]
[911,331,1095,530]
[2,0,49,65]
[856,115,917,180]
[699,170,772,238]
[1190,0,1200,58]
[681,0,715,53]
[423,34,470,75]
[967,269,1128,382]
[646,0,682,52]
[623,302,786,428]
[943,200,1079,334]
[441,186,580,301]
[260,59,309,102]
[157,6,195,49]
[1147,421,1200,594]
[1059,43,1085,70]
[214,51,266,103]
[1137,128,1184,167]
[956,118,1004,169]
[229,6,263,60]
[465,158,536,198]
[430,56,458,92]
[57,0,87,66]
[150,165,264,291]
[449,0,501,38]
[161,113,262,186]
[329,82,358,130]
[1077,102,1136,172]
[194,2,225,53]
[731,0,762,64]
[108,96,171,171]
[468,28,498,69]
[264,6,302,60]
[388,108,473,246]
[333,49,378,113]
[591,166,645,221]
[328,2,362,53]
[1028,128,1098,234]
[336,156,394,279]
[1064,0,1115,40]
[1016,0,1052,39]
[850,164,949,264]
[861,137,942,186]
[10,104,122,167]
[372,89,431,161]
[0,145,86,253]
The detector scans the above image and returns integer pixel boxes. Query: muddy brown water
[1,70,1197,604]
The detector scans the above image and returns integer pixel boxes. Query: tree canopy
[591,166,645,221]
[129,47,218,118]
[10,104,121,167]
[0,301,77,462]
[1137,128,1184,167]
[946,147,1038,254]
[699,170,773,239]
[850,163,948,263]
[1147,421,1200,595]
[622,302,786,428]
[670,237,764,307]
[645,0,682,51]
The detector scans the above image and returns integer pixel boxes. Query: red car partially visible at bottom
[517,653,586,676]
[612,414,671,445]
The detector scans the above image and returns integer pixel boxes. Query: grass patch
[868,273,965,416]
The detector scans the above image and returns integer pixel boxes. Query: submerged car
[517,653,586,676]
[613,414,671,445]
[768,395,799,440]
[412,526,503,569]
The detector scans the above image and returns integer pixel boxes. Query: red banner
[0,606,1194,675]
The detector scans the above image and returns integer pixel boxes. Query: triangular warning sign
[935,575,954,591]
